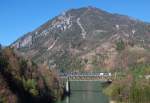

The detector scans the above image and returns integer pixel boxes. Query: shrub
[116,39,125,51]
[23,78,39,96]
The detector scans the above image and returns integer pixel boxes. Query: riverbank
[104,64,150,103]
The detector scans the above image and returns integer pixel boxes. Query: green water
[57,81,109,103]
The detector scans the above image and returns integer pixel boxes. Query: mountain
[11,7,150,72]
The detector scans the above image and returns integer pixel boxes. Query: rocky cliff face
[12,7,150,72]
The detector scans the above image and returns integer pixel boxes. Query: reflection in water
[66,96,69,103]
[57,81,109,103]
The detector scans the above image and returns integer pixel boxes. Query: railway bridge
[59,72,113,94]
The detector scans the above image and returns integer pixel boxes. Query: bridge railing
[59,72,112,77]
[59,72,113,81]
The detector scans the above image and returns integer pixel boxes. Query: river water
[57,81,109,103]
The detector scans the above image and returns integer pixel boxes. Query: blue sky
[0,0,150,46]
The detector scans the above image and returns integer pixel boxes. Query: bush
[23,78,39,96]
[129,81,150,103]
[104,75,150,103]
[104,80,127,102]
[116,39,125,51]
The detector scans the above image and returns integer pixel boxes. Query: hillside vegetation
[0,47,63,103]
[104,64,150,103]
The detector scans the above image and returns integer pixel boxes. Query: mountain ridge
[11,7,150,72]
[11,6,148,44]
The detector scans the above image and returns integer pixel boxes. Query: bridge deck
[59,72,113,81]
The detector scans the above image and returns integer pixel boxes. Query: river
[57,81,109,103]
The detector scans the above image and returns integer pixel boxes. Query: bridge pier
[65,78,70,95]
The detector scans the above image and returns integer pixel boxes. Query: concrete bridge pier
[65,78,71,95]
